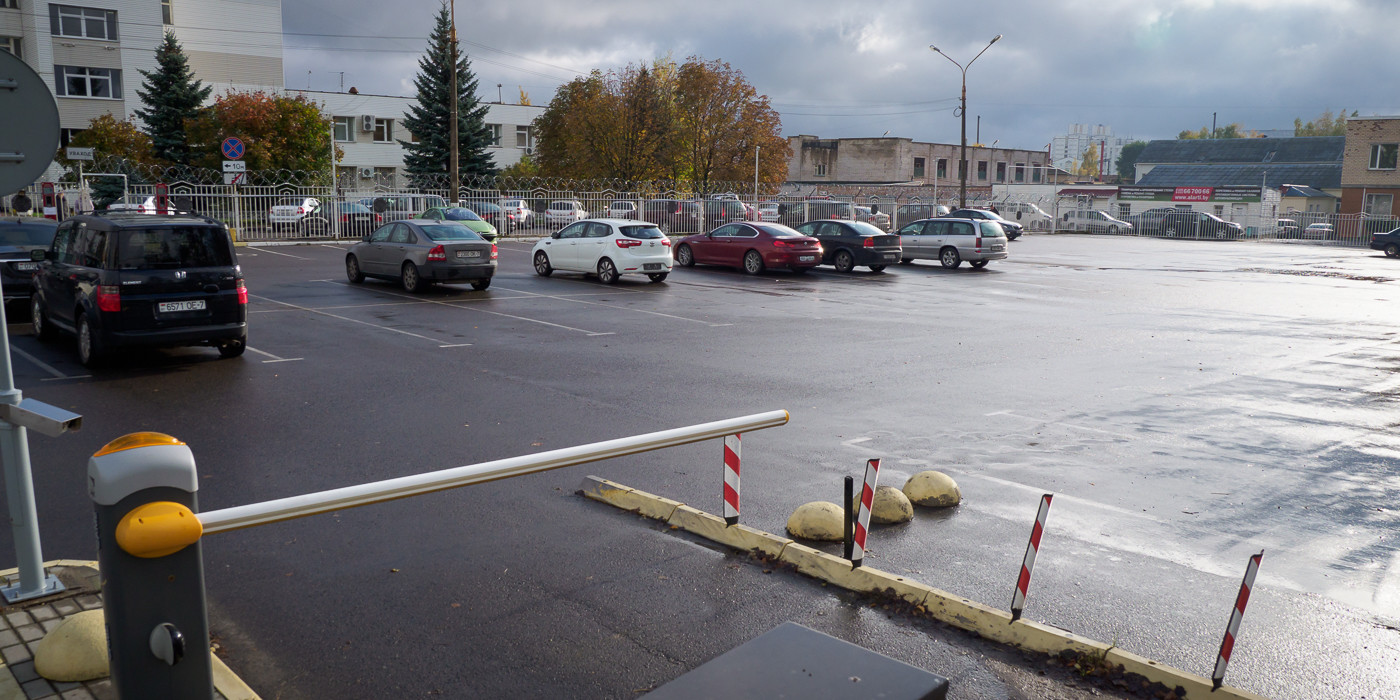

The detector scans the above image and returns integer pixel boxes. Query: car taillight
[616,239,642,248]
[375,214,383,223]
[863,238,874,247]
[340,214,349,223]
[236,279,248,305]
[660,237,671,247]
[491,244,498,260]
[773,239,791,248]
[96,285,121,312]
[427,245,447,261]
[975,236,982,248]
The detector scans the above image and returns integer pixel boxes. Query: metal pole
[449,0,460,204]
[843,475,854,561]
[0,275,63,602]
[199,410,790,534]
[754,145,760,219]
[959,75,967,208]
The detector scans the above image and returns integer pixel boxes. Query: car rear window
[446,208,483,221]
[419,224,484,241]
[117,227,232,270]
[849,221,886,236]
[620,225,665,240]
[755,224,803,238]
[0,223,57,246]
[980,221,1006,238]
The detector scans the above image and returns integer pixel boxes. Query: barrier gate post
[89,432,212,700]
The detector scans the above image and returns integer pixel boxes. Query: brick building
[785,135,1052,190]
[1340,116,1400,217]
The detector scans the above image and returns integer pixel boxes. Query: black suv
[0,217,58,309]
[31,214,248,366]
[944,208,1024,240]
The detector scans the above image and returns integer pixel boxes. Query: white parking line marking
[254,248,309,260]
[246,346,304,363]
[488,284,723,325]
[438,343,472,348]
[10,345,68,379]
[322,282,611,336]
[249,294,465,346]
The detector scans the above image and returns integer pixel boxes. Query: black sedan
[1370,227,1400,257]
[0,217,57,307]
[945,208,1023,240]
[792,219,902,272]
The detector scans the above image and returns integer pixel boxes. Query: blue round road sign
[221,137,245,160]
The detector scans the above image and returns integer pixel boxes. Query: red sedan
[674,222,822,274]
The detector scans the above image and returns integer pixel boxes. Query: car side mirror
[31,249,46,262]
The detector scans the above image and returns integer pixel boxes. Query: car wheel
[218,336,247,359]
[597,258,620,285]
[1387,243,1400,258]
[940,247,962,268]
[647,273,668,283]
[471,279,491,291]
[76,312,102,367]
[346,255,365,283]
[869,265,886,272]
[833,250,855,273]
[30,296,53,342]
[971,260,989,269]
[676,244,695,267]
[1108,226,1119,235]
[533,251,553,277]
[401,261,426,293]
[743,250,765,275]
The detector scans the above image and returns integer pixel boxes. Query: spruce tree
[400,2,497,188]
[134,31,211,166]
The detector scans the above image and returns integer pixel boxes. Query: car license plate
[884,253,898,260]
[158,300,206,313]
[14,262,38,271]
[643,263,663,271]
[457,250,481,258]
[799,255,815,262]
[993,245,1005,252]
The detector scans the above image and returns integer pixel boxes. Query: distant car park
[1061,210,1133,235]
[1304,222,1335,240]
[1370,227,1400,256]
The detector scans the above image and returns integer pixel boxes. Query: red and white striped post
[722,433,741,526]
[1213,550,1263,690]
[851,458,881,568]
[1010,493,1053,622]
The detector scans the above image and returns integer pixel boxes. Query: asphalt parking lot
[5,233,1400,699]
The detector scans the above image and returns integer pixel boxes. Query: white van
[990,202,1054,232]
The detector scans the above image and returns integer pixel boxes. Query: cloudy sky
[281,0,1400,151]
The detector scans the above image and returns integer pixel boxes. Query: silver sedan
[346,220,497,293]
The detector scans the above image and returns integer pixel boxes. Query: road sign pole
[232,181,242,241]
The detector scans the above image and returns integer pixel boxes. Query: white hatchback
[531,219,673,284]
[545,200,588,228]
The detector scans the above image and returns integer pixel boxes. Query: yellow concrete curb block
[211,653,261,700]
[578,478,1270,700]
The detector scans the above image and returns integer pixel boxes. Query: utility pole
[449,0,459,204]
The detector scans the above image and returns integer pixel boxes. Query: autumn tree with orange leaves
[186,91,338,173]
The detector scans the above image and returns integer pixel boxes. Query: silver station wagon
[896,217,1008,269]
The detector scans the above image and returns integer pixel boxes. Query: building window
[1365,193,1394,218]
[0,0,16,8]
[913,157,924,178]
[976,161,987,181]
[1214,205,1225,216]
[373,118,393,143]
[332,116,354,142]
[0,36,18,59]
[487,124,501,147]
[1032,166,1042,183]
[515,125,532,150]
[374,167,397,187]
[1369,143,1398,170]
[54,66,121,99]
[1014,163,1025,182]
[161,0,172,24]
[996,162,1006,181]
[60,128,85,147]
[49,5,118,41]
[814,162,827,177]
[936,159,946,179]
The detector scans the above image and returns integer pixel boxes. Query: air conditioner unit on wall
[358,167,375,179]
[360,115,376,132]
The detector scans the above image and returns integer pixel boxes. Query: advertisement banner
[1117,186,1261,203]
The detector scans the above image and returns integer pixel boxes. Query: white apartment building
[1050,124,1136,177]
[291,90,544,187]
[0,0,283,146]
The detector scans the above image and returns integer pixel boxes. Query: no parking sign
[221,137,245,160]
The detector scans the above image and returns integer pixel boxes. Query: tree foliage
[1178,123,1254,139]
[534,55,789,189]
[185,91,336,172]
[1294,109,1355,137]
[134,31,211,165]
[1075,143,1100,177]
[399,2,496,187]
[53,114,154,207]
[1115,141,1147,181]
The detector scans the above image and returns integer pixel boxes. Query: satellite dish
[0,52,60,195]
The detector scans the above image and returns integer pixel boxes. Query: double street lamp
[930,35,1002,209]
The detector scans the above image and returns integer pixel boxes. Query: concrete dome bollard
[34,609,109,682]
[786,501,845,541]
[903,471,962,508]
[850,485,914,525]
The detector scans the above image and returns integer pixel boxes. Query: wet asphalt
[3,232,1400,698]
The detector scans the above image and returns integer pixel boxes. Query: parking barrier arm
[199,410,790,535]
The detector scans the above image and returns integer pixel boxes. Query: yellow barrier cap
[94,432,186,458]
[115,501,203,558]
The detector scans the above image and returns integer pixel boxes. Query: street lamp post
[930,35,1001,209]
